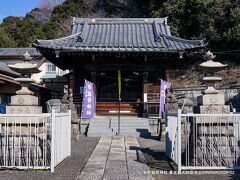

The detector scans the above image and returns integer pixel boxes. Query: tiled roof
[34,18,206,52]
[0,48,41,57]
[0,62,20,77]
[0,74,19,85]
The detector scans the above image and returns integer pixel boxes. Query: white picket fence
[166,110,240,173]
[0,110,71,172]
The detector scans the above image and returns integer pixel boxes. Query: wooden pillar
[142,71,149,118]
[91,55,97,114]
[73,69,88,104]
[72,69,77,103]
[164,64,169,81]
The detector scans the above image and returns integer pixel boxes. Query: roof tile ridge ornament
[144,19,149,23]
[164,17,168,25]
[203,50,216,60]
[152,20,163,42]
[72,17,76,25]
[75,19,89,46]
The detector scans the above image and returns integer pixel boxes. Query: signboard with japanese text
[81,80,95,119]
[159,79,171,118]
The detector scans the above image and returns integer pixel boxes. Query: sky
[0,0,39,23]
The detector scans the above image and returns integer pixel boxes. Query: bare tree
[39,0,65,11]
[56,17,72,37]
[82,0,98,8]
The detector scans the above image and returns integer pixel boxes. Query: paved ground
[0,135,99,180]
[0,131,239,180]
[77,136,152,180]
[138,136,240,180]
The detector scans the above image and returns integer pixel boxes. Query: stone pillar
[142,72,148,118]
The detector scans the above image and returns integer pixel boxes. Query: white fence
[0,110,71,172]
[166,110,240,173]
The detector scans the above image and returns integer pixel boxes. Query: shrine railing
[0,110,71,172]
[166,110,240,174]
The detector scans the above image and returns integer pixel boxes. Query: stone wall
[174,87,240,112]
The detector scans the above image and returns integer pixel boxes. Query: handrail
[181,113,240,117]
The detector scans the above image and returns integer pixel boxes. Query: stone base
[165,103,178,113]
[11,95,38,106]
[6,106,42,114]
[0,122,50,166]
[197,94,225,105]
[195,105,230,114]
[72,123,80,136]
[0,136,50,166]
[191,122,238,167]
[148,119,160,134]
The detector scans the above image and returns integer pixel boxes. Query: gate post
[177,109,182,174]
[50,109,56,173]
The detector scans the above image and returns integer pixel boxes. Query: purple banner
[159,79,171,118]
[81,80,95,119]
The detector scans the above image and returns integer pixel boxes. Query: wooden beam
[36,57,46,68]
[0,74,19,84]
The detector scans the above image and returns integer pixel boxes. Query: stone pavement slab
[77,137,112,180]
[77,136,152,180]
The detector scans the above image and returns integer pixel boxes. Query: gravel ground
[0,135,99,180]
[138,136,240,180]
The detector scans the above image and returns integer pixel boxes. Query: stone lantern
[6,52,42,114]
[191,51,235,167]
[197,51,229,113]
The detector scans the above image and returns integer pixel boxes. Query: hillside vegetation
[0,0,239,51]
[0,0,239,87]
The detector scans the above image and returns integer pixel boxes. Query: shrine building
[33,18,206,117]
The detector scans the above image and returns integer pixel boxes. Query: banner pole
[80,80,86,134]
[118,96,120,135]
[118,70,121,136]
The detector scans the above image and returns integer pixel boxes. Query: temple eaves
[33,18,207,53]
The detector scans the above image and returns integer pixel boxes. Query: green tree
[150,0,240,53]
[0,27,17,47]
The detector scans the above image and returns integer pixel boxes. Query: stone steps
[87,116,151,137]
